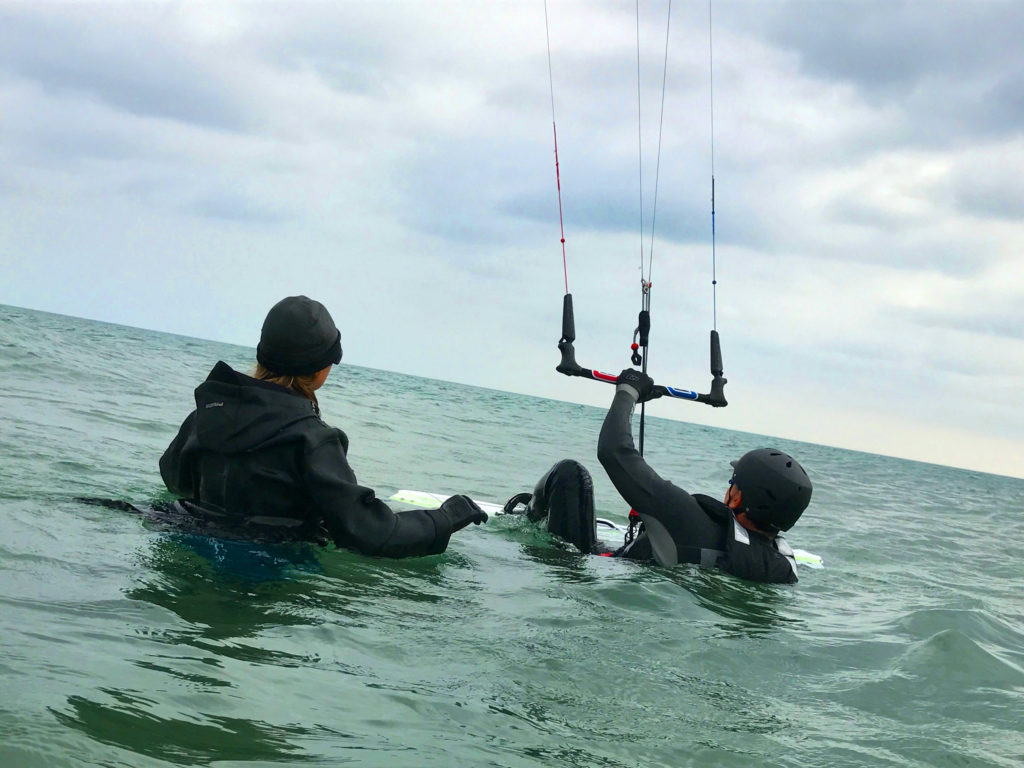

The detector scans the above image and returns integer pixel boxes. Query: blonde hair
[253,364,321,414]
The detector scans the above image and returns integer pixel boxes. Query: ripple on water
[830,618,1024,734]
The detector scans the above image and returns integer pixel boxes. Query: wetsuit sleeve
[597,390,721,565]
[160,411,198,496]
[305,434,453,557]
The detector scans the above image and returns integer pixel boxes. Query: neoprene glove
[439,494,489,532]
[617,367,656,402]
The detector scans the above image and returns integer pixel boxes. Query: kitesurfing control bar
[556,294,727,407]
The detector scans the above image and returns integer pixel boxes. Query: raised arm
[597,372,715,566]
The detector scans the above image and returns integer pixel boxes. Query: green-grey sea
[1,303,1022,768]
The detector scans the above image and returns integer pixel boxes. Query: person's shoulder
[691,493,733,524]
[305,420,349,452]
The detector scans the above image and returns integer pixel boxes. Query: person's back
[161,295,487,556]
[161,360,344,542]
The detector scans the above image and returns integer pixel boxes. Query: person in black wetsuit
[159,295,487,557]
[513,369,812,584]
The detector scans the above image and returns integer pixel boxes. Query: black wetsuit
[160,361,459,557]
[596,388,798,584]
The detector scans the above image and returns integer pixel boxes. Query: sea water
[1,304,1022,768]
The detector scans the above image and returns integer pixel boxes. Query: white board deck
[390,490,505,515]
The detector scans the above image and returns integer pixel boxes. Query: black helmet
[257,296,342,376]
[730,448,811,532]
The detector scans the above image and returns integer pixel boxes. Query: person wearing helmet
[515,368,812,583]
[159,295,487,557]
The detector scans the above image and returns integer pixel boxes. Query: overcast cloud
[1,0,1022,479]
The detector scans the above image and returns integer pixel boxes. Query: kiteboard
[388,490,823,568]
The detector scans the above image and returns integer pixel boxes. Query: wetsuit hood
[191,361,319,452]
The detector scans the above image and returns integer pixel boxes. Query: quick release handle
[631,309,651,366]
[637,310,650,348]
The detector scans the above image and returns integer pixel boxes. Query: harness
[713,514,798,584]
[617,495,798,584]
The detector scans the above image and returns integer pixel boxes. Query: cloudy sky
[2,1,1022,479]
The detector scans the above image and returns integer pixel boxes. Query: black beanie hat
[256,296,342,376]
